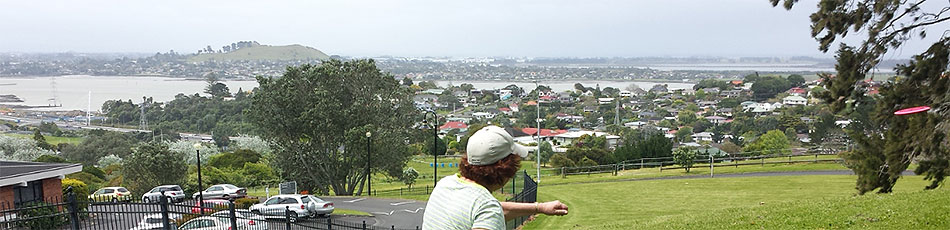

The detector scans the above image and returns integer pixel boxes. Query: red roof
[439,121,468,130]
[521,128,567,137]
[788,87,806,94]
[499,108,511,112]
[731,80,743,85]
[525,101,538,106]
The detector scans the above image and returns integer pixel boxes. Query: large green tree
[249,59,418,196]
[773,0,950,193]
[122,142,187,194]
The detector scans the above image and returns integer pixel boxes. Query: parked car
[88,187,133,203]
[249,194,334,219]
[177,216,231,230]
[191,199,231,214]
[211,209,267,230]
[129,213,181,230]
[193,184,247,200]
[142,185,186,203]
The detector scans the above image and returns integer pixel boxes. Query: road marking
[371,210,395,216]
[403,208,424,214]
[346,198,366,203]
[390,201,415,206]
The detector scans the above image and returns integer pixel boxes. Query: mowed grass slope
[4,133,82,145]
[525,175,939,230]
[646,187,950,229]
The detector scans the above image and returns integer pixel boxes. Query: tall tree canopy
[773,0,950,193]
[250,59,418,196]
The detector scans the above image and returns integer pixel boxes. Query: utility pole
[535,80,541,183]
[140,96,148,130]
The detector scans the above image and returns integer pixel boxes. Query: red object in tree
[894,106,931,115]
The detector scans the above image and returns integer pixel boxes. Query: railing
[505,171,537,230]
[0,189,420,230]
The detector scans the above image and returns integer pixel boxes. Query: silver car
[193,184,247,200]
[142,185,185,203]
[129,213,181,230]
[249,194,334,219]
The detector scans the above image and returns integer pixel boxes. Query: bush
[62,178,90,212]
[34,154,69,163]
[234,197,260,209]
[550,153,576,168]
[15,202,67,229]
[66,172,104,192]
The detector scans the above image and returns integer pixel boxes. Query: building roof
[521,128,568,137]
[0,161,82,187]
[439,121,468,130]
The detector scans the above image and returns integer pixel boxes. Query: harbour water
[0,75,694,112]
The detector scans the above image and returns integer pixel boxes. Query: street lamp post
[422,110,439,187]
[194,143,204,215]
[535,80,541,183]
[365,131,372,196]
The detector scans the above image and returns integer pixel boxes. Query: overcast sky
[1,0,946,58]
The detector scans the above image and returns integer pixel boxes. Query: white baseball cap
[466,126,530,166]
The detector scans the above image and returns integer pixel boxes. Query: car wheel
[252,210,262,216]
[111,197,118,203]
[143,197,150,203]
[288,212,298,222]
[222,194,230,200]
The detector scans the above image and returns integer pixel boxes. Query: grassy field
[3,133,83,145]
[525,175,941,230]
[642,187,950,229]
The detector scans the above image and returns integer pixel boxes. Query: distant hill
[187,44,330,62]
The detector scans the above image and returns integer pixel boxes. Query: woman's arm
[501,200,569,221]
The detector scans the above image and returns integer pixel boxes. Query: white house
[783,95,807,106]
[598,98,615,105]
[704,116,727,124]
[691,132,714,142]
[552,131,621,149]
[472,112,496,120]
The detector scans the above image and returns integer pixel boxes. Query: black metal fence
[0,189,419,230]
[505,171,537,230]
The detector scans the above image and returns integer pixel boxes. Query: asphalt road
[323,197,425,229]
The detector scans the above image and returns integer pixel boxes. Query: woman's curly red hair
[459,153,522,189]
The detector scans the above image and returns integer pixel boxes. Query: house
[539,95,555,103]
[698,101,718,108]
[649,84,669,94]
[423,89,445,95]
[412,94,438,103]
[716,108,734,117]
[720,89,743,98]
[524,101,538,106]
[439,121,469,134]
[782,95,807,106]
[552,131,621,149]
[1,161,82,209]
[623,121,648,129]
[557,92,574,103]
[691,132,714,142]
[580,91,594,97]
[472,112,496,120]
[787,87,807,96]
[499,107,512,115]
[598,98,615,105]
[705,116,727,124]
[619,91,632,97]
[680,88,696,95]
[509,103,520,112]
[556,114,585,123]
[730,80,744,86]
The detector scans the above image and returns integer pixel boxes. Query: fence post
[327,216,333,230]
[363,220,367,230]
[65,187,80,230]
[285,206,292,229]
[815,153,818,163]
[159,192,171,230]
[561,167,565,178]
[761,157,764,166]
[228,201,238,230]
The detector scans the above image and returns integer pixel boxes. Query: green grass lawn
[525,175,940,230]
[4,133,83,145]
[333,208,372,217]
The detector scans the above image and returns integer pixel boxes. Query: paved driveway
[323,197,426,229]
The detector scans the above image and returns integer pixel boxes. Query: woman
[423,126,569,230]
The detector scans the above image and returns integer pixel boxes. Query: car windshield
[117,188,129,192]
[309,196,324,203]
[103,189,114,193]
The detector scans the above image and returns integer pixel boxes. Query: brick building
[0,161,82,210]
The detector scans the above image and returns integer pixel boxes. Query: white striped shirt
[423,174,505,230]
